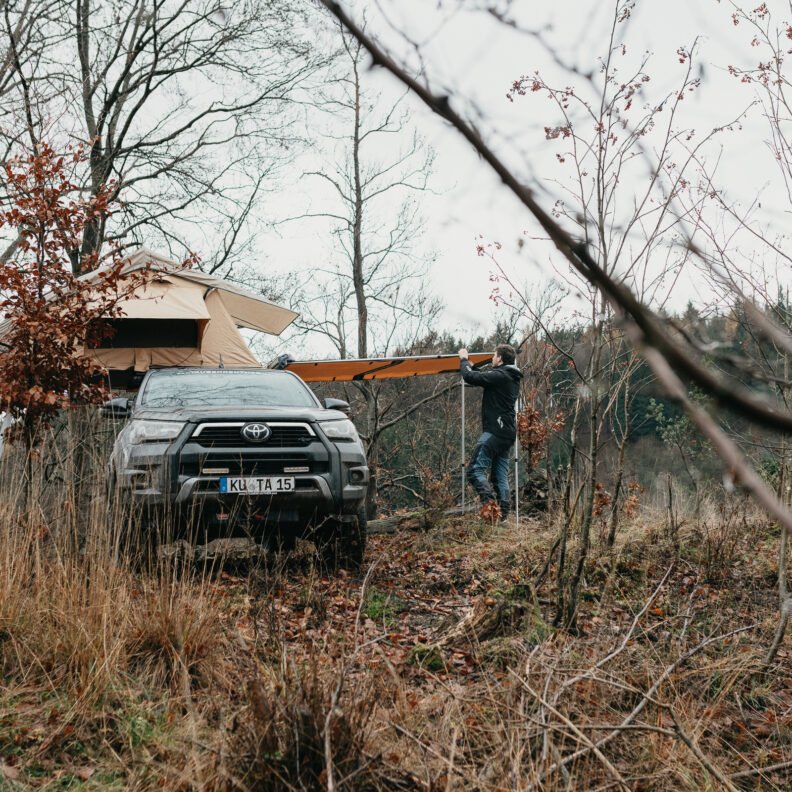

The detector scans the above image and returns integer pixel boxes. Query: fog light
[131,469,158,489]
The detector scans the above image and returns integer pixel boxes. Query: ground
[0,510,790,791]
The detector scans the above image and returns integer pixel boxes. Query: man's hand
[458,348,468,359]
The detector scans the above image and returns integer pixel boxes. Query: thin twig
[669,709,740,792]
[638,345,792,664]
[319,0,792,435]
[729,758,792,780]
[523,621,760,789]
[513,672,631,792]
[386,720,476,784]
[559,564,673,694]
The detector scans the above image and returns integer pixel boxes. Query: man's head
[493,344,517,367]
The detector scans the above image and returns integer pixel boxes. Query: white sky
[255,0,792,357]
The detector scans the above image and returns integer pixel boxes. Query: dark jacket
[460,358,523,439]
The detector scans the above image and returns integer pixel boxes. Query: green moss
[526,615,553,645]
[363,588,402,624]
[480,637,524,669]
[407,643,445,672]
[504,583,534,602]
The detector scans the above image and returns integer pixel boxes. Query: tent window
[90,319,199,349]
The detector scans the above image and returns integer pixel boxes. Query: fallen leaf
[0,763,20,781]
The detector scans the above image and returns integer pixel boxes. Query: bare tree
[477,5,711,628]
[1,0,324,275]
[320,0,792,655]
[287,20,440,515]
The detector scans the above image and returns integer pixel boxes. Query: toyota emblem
[241,423,271,443]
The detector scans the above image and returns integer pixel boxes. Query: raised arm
[458,349,499,387]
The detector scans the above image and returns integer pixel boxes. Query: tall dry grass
[0,417,228,783]
[1,413,220,686]
[0,411,385,790]
[0,412,788,790]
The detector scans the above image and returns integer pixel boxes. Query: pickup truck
[103,367,369,568]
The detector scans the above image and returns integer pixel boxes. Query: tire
[105,478,127,563]
[106,480,157,567]
[317,507,367,571]
[268,529,297,554]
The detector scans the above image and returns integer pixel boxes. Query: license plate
[219,476,295,494]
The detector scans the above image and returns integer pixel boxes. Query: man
[459,344,523,520]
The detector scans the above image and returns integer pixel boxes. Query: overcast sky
[255,0,792,358]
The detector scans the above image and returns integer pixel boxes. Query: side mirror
[101,397,130,419]
[272,352,296,370]
[323,397,350,414]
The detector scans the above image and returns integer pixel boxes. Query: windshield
[139,370,318,409]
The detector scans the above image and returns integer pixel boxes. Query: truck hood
[131,406,349,423]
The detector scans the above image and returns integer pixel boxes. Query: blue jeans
[466,432,512,515]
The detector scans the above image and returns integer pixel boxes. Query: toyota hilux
[103,367,369,567]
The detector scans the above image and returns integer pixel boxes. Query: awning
[282,352,493,382]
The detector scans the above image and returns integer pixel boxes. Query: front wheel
[106,481,159,568]
[316,508,367,571]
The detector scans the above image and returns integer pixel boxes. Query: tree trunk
[347,52,376,517]
[607,380,630,547]
[554,393,583,626]
[367,510,428,534]
[24,432,33,512]
[764,515,790,666]
[351,55,366,359]
[566,312,605,631]
[666,473,678,546]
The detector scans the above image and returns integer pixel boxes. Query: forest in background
[314,295,792,521]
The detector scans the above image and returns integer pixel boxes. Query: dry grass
[0,417,790,790]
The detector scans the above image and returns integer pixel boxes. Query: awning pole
[461,376,465,510]
[515,395,520,525]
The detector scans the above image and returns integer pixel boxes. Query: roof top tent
[1,247,299,389]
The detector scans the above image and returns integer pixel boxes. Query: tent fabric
[101,248,299,334]
[282,352,493,382]
[85,269,263,371]
[208,288,294,335]
[0,248,298,338]
[199,289,260,367]
[89,346,206,372]
[0,247,296,376]
[102,275,212,321]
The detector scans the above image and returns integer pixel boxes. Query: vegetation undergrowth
[0,429,790,791]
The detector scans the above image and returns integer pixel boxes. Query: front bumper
[113,420,368,536]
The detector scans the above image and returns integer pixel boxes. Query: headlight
[319,419,359,442]
[127,419,185,445]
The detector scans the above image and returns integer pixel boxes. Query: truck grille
[180,454,327,477]
[191,423,315,448]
